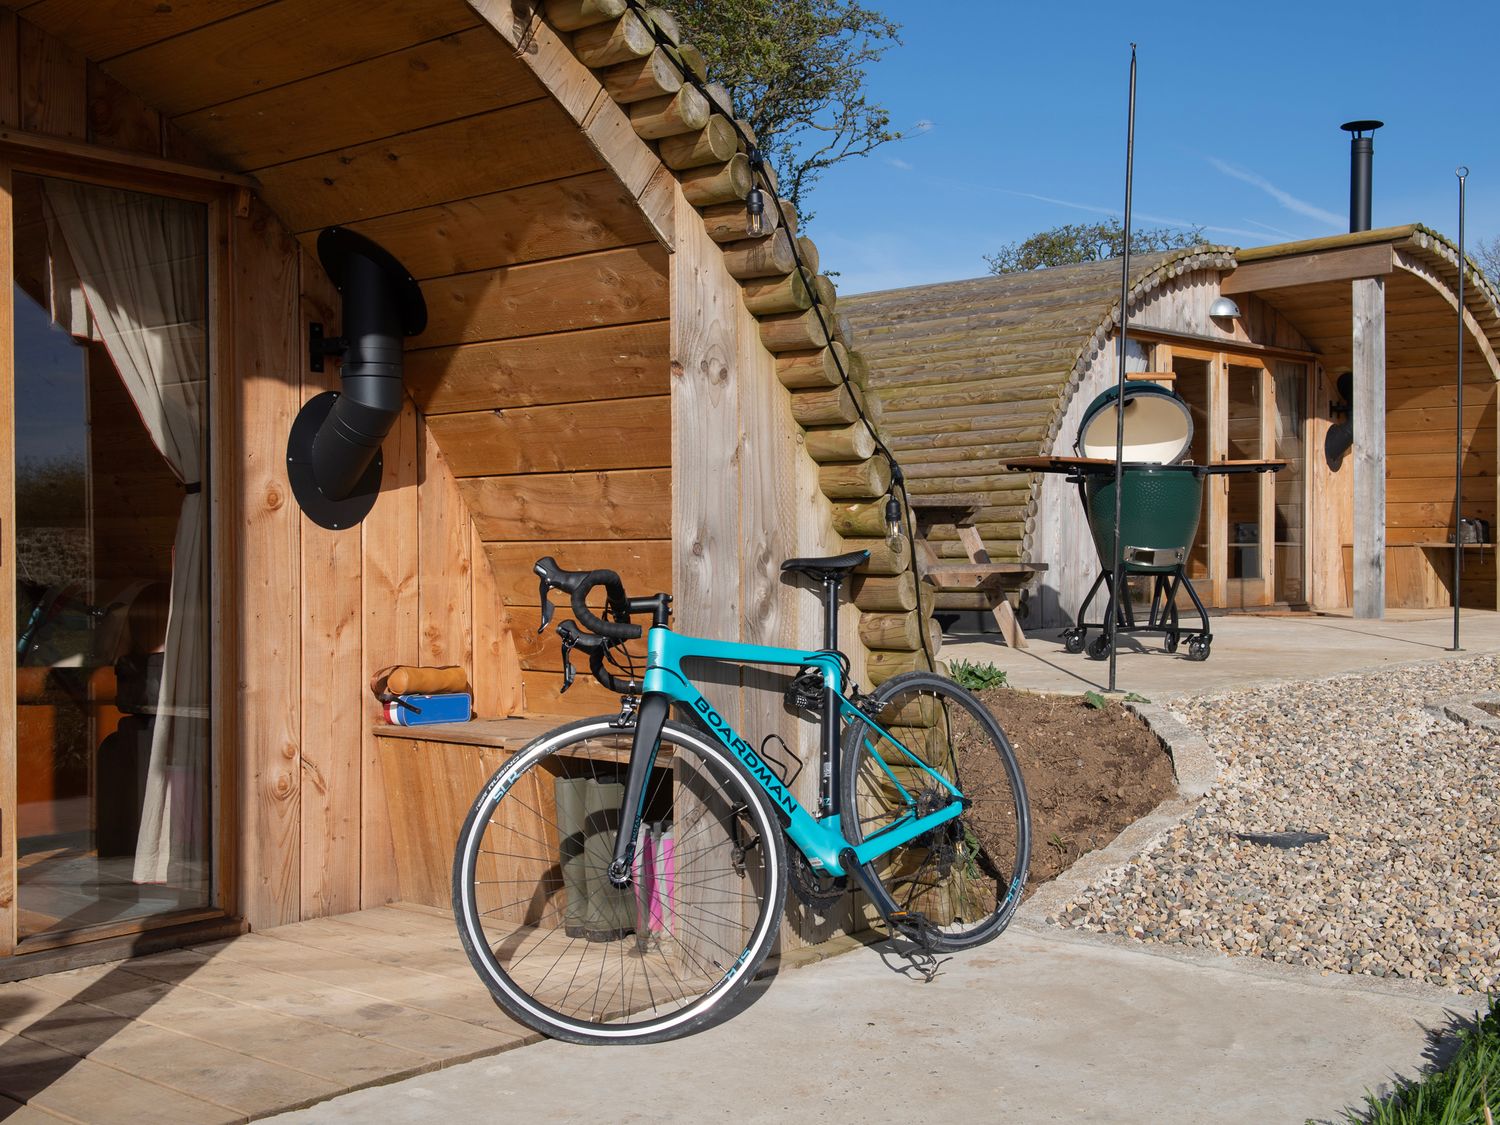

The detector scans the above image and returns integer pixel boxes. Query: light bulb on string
[745,185,766,237]
[884,493,904,555]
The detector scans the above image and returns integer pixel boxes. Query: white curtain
[42,180,209,889]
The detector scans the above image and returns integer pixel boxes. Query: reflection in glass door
[1169,348,1309,611]
[1224,363,1270,607]
[11,172,211,942]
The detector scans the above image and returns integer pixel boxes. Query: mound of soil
[974,688,1176,889]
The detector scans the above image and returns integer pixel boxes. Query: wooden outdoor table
[909,493,1046,649]
[1003,456,1286,475]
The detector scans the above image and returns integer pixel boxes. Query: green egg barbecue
[999,383,1283,663]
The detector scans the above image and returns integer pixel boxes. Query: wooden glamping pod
[0,0,932,974]
[845,230,1500,629]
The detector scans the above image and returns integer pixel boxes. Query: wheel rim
[455,721,782,1040]
[844,677,1029,946]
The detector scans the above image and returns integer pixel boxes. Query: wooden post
[1353,276,1386,618]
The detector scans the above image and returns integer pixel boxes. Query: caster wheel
[1164,629,1180,654]
[1087,635,1111,661]
[1062,628,1086,654]
[1187,636,1211,662]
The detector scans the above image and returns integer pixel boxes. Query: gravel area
[1050,654,1500,993]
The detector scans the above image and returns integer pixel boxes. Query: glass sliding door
[1170,347,1309,611]
[10,172,212,942]
[1224,362,1271,607]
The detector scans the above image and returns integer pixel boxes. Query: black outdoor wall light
[1324,370,1355,469]
[288,227,427,530]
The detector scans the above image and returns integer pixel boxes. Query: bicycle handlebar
[534,556,642,641]
[556,620,641,694]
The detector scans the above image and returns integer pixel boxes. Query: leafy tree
[984,218,1205,274]
[672,0,902,220]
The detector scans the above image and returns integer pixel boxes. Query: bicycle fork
[606,691,670,888]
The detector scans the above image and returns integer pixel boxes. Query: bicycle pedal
[888,910,937,943]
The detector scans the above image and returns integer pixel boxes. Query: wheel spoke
[840,673,1031,951]
[454,719,783,1043]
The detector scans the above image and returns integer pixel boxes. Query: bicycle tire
[453,716,786,1045]
[840,671,1031,951]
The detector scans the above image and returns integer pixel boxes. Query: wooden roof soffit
[465,0,675,247]
[1220,243,1394,295]
[1393,250,1500,378]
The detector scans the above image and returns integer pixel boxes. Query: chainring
[788,848,849,910]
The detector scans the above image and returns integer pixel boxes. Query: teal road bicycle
[453,550,1031,1044]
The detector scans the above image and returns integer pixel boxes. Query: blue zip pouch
[382,692,472,726]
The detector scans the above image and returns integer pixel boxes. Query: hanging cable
[617,0,938,674]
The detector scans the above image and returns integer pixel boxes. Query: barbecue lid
[1075,382,1194,464]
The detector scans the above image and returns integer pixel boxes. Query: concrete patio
[941,608,1500,698]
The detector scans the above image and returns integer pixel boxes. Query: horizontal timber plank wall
[1378,268,1496,608]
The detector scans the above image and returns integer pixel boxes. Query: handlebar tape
[534,557,642,641]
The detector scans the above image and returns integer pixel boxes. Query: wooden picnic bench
[909,494,1047,650]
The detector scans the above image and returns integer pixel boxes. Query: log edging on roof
[512,0,935,678]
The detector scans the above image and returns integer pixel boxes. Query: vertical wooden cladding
[232,199,304,928]
[297,254,364,919]
[230,199,519,926]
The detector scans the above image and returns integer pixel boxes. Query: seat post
[821,574,841,650]
[819,572,843,814]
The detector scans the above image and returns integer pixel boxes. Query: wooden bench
[910,496,1047,650]
[376,717,566,908]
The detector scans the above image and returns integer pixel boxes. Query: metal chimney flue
[1341,119,1383,232]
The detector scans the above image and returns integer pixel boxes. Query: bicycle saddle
[779,549,871,581]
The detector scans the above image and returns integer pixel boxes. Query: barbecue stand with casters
[1006,383,1282,663]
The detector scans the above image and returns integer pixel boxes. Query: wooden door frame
[0,152,236,958]
[1163,343,1313,610]
[1,162,16,956]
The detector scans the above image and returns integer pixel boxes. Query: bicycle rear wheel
[453,717,786,1044]
[840,671,1030,950]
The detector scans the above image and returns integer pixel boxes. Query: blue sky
[810,1,1500,295]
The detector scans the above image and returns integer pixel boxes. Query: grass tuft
[950,659,1008,691]
[1344,996,1500,1124]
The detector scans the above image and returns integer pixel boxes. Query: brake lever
[559,627,576,693]
[538,575,556,634]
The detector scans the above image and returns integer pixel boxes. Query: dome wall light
[1208,296,1242,320]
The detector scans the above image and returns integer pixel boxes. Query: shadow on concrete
[1319,1005,1488,1124]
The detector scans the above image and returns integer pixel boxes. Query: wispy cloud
[885,156,914,171]
[1240,217,1300,239]
[996,188,1271,241]
[1207,158,1343,228]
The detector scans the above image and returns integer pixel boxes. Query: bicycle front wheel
[840,671,1030,950]
[453,716,786,1044]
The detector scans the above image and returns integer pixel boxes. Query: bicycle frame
[609,626,965,880]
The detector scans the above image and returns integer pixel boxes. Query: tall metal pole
[1453,166,1468,651]
[1107,44,1138,693]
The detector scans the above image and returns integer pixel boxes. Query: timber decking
[0,905,536,1122]
[0,903,870,1122]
